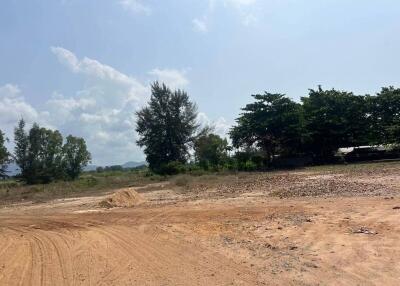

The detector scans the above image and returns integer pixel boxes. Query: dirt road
[1,165,400,285]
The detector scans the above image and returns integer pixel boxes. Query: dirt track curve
[1,168,400,285]
[0,208,261,286]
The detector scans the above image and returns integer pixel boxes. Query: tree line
[136,83,400,174]
[1,83,399,179]
[0,119,91,183]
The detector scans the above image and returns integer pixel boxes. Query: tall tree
[0,130,11,178]
[62,135,91,180]
[24,123,44,184]
[136,82,198,173]
[40,128,64,182]
[302,86,369,162]
[14,119,29,180]
[230,92,304,165]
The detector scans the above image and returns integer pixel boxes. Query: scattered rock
[304,262,318,269]
[352,227,378,235]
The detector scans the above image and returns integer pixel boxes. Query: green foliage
[233,149,265,171]
[230,85,400,167]
[158,161,187,175]
[62,135,91,180]
[367,87,400,145]
[14,119,29,179]
[230,92,304,166]
[14,122,64,184]
[302,86,369,162]
[13,119,91,184]
[0,130,11,178]
[97,165,124,173]
[194,132,229,170]
[136,82,198,174]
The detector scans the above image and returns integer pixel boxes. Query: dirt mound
[99,188,144,208]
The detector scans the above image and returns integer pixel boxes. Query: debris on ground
[351,227,378,235]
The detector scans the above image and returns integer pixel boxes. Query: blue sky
[1,0,400,165]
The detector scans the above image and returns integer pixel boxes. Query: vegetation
[0,168,165,205]
[13,119,91,184]
[194,131,230,170]
[0,130,11,178]
[1,83,400,188]
[136,82,199,174]
[230,92,304,167]
[62,135,92,180]
[231,86,400,167]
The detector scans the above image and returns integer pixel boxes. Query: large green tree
[0,130,11,178]
[302,86,369,162]
[14,122,65,184]
[14,119,90,183]
[62,135,91,180]
[14,119,29,180]
[136,82,198,173]
[367,87,400,145]
[230,92,304,165]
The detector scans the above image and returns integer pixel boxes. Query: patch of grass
[2,160,399,205]
[0,170,167,205]
[173,175,192,187]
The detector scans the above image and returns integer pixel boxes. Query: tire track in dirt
[0,217,260,285]
[1,190,399,285]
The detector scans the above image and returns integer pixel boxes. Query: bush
[158,161,186,175]
[243,160,257,171]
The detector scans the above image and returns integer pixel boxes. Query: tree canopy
[194,131,229,170]
[230,86,400,166]
[230,92,304,166]
[0,130,11,178]
[13,119,91,184]
[136,82,198,173]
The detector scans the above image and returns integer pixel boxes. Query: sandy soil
[1,165,400,285]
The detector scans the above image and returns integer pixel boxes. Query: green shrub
[158,161,186,175]
[244,160,257,171]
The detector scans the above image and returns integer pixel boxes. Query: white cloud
[242,13,257,26]
[0,84,38,127]
[197,112,231,138]
[224,0,256,8]
[192,18,208,33]
[0,48,193,165]
[118,0,151,15]
[148,68,189,89]
[0,48,219,166]
[194,0,258,32]
[51,47,144,89]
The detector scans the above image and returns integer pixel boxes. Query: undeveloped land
[0,162,400,285]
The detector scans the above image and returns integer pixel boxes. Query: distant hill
[6,161,147,175]
[122,161,147,169]
[83,161,147,172]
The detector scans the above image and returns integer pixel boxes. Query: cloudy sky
[1,0,400,165]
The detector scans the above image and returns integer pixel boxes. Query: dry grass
[0,170,166,205]
[2,161,400,205]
